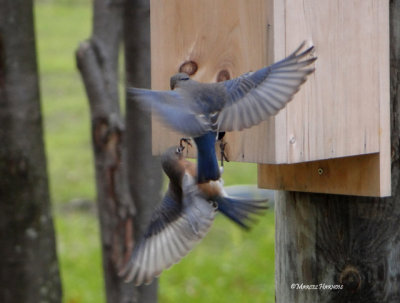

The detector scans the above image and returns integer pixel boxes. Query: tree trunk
[77,0,161,302]
[124,0,163,301]
[0,1,62,302]
[76,0,137,302]
[275,2,400,302]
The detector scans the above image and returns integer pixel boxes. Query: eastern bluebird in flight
[119,146,269,286]
[128,42,316,183]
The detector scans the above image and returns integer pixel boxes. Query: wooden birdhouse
[150,0,390,197]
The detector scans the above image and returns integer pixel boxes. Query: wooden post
[124,0,162,301]
[275,1,400,301]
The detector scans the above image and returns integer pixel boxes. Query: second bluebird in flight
[119,146,269,286]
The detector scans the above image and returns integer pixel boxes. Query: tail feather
[215,196,268,230]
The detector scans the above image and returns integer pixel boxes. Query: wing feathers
[218,42,316,132]
[120,174,216,286]
[128,88,211,137]
[127,42,315,135]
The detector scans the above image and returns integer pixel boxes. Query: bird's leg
[217,132,229,167]
[179,137,192,155]
[219,139,230,167]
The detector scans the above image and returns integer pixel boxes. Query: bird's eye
[176,147,184,154]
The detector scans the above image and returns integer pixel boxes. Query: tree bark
[77,0,161,302]
[0,0,62,302]
[124,0,163,301]
[275,2,400,302]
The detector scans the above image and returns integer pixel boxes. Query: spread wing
[120,173,216,286]
[128,88,211,137]
[217,42,316,131]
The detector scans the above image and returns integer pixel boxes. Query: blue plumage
[194,132,220,183]
[214,196,268,230]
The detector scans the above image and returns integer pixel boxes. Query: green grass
[36,0,95,205]
[159,212,275,303]
[55,211,105,303]
[35,1,275,302]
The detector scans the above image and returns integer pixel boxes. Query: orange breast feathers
[181,158,223,198]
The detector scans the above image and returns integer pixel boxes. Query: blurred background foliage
[34,0,275,302]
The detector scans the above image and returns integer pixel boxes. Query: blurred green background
[35,0,275,302]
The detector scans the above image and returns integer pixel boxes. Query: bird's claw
[219,140,229,167]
